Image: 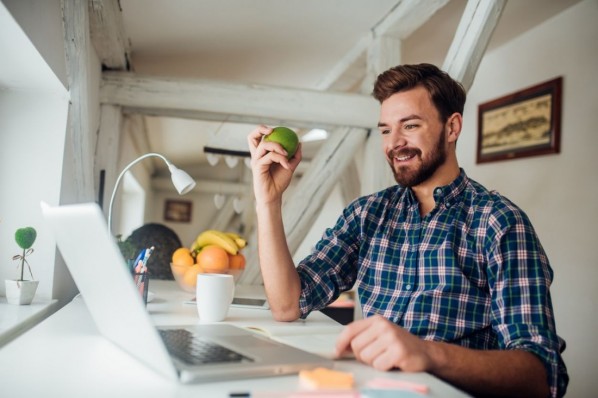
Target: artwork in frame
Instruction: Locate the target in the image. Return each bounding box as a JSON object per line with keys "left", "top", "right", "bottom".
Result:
{"left": 476, "top": 77, "right": 562, "bottom": 164}
{"left": 163, "top": 199, "right": 192, "bottom": 223}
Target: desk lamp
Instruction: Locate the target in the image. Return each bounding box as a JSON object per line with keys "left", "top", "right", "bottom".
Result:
{"left": 108, "top": 153, "right": 196, "bottom": 234}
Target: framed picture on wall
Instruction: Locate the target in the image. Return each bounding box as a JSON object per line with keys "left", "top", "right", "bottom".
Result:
{"left": 477, "top": 76, "right": 562, "bottom": 164}
{"left": 163, "top": 199, "right": 192, "bottom": 223}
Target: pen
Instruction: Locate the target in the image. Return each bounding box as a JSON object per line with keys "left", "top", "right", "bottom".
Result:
{"left": 141, "top": 246, "right": 154, "bottom": 272}
{"left": 133, "top": 248, "right": 146, "bottom": 273}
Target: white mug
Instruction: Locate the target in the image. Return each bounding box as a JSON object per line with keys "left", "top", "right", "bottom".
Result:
{"left": 196, "top": 273, "right": 235, "bottom": 322}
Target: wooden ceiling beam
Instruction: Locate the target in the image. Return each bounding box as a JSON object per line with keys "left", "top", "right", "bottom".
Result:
{"left": 88, "top": 0, "right": 130, "bottom": 70}
{"left": 100, "top": 72, "right": 380, "bottom": 129}
{"left": 443, "top": 0, "right": 506, "bottom": 91}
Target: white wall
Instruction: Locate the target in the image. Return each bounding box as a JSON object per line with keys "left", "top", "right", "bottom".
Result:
{"left": 150, "top": 190, "right": 216, "bottom": 248}
{"left": 0, "top": 92, "right": 68, "bottom": 299}
{"left": 2, "top": 0, "right": 68, "bottom": 88}
{"left": 0, "top": 1, "right": 69, "bottom": 300}
{"left": 1, "top": 0, "right": 103, "bottom": 304}
{"left": 458, "top": 1, "right": 598, "bottom": 396}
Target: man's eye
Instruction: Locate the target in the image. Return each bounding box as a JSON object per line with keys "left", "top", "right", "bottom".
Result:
{"left": 380, "top": 129, "right": 390, "bottom": 135}
{"left": 404, "top": 124, "right": 418, "bottom": 130}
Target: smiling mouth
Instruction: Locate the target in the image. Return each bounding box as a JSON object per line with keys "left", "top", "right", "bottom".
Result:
{"left": 395, "top": 154, "right": 415, "bottom": 162}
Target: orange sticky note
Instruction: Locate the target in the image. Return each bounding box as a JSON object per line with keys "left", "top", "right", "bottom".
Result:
{"left": 299, "top": 367, "right": 354, "bottom": 390}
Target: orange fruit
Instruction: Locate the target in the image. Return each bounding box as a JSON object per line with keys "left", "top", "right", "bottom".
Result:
{"left": 172, "top": 247, "right": 194, "bottom": 266}
{"left": 182, "top": 264, "right": 204, "bottom": 288}
{"left": 171, "top": 262, "right": 188, "bottom": 279}
{"left": 228, "top": 253, "right": 246, "bottom": 270}
{"left": 196, "top": 245, "right": 229, "bottom": 272}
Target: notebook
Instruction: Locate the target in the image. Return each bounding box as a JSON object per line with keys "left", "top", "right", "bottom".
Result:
{"left": 40, "top": 201, "right": 332, "bottom": 383}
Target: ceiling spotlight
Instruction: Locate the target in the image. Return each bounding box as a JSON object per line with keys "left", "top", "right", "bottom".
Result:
{"left": 301, "top": 128, "right": 329, "bottom": 142}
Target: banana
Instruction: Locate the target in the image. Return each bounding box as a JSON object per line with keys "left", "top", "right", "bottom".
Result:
{"left": 195, "top": 230, "right": 239, "bottom": 255}
{"left": 190, "top": 241, "right": 204, "bottom": 255}
{"left": 225, "top": 232, "right": 247, "bottom": 249}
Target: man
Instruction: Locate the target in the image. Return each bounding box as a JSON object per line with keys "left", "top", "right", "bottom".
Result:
{"left": 247, "top": 64, "right": 567, "bottom": 398}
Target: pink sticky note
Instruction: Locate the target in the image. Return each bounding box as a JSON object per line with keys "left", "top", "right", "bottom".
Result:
{"left": 365, "top": 378, "right": 429, "bottom": 394}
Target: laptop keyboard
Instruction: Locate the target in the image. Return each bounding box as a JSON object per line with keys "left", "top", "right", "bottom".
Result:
{"left": 159, "top": 329, "right": 253, "bottom": 366}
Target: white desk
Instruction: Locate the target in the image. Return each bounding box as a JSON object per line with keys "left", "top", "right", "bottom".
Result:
{"left": 0, "top": 280, "right": 470, "bottom": 398}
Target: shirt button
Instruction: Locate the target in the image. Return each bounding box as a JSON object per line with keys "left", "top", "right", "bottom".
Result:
{"left": 405, "top": 284, "right": 412, "bottom": 291}
{"left": 434, "top": 188, "right": 442, "bottom": 195}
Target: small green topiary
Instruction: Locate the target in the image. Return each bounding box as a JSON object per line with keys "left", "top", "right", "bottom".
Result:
{"left": 13, "top": 226, "right": 37, "bottom": 281}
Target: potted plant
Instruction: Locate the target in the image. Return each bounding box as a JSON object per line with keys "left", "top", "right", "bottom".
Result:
{"left": 5, "top": 226, "right": 38, "bottom": 305}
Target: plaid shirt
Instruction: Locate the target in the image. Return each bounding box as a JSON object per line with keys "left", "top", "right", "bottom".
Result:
{"left": 296, "top": 169, "right": 568, "bottom": 397}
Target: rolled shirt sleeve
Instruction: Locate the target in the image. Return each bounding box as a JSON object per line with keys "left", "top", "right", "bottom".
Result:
{"left": 486, "top": 204, "right": 568, "bottom": 398}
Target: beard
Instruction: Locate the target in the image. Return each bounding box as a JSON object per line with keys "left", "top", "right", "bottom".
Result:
{"left": 388, "top": 130, "right": 447, "bottom": 188}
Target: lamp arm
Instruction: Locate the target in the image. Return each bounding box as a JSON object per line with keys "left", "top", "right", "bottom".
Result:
{"left": 107, "top": 153, "right": 171, "bottom": 234}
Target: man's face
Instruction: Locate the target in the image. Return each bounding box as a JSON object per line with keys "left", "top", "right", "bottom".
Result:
{"left": 377, "top": 86, "right": 448, "bottom": 188}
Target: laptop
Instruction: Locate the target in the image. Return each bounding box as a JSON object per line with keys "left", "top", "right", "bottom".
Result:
{"left": 40, "top": 201, "right": 331, "bottom": 383}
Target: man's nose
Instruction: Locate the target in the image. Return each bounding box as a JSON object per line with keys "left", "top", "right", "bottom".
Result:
{"left": 386, "top": 129, "right": 408, "bottom": 149}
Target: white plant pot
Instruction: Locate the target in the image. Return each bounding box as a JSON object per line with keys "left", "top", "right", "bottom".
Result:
{"left": 5, "top": 280, "right": 39, "bottom": 305}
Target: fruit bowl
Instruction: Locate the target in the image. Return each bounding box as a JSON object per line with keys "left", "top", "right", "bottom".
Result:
{"left": 170, "top": 263, "right": 244, "bottom": 293}
{"left": 171, "top": 262, "right": 196, "bottom": 293}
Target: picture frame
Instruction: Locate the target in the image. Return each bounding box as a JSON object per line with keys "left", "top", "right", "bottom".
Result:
{"left": 476, "top": 76, "right": 562, "bottom": 164}
{"left": 163, "top": 199, "right": 192, "bottom": 223}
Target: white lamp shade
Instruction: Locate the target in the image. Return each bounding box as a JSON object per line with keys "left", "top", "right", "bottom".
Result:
{"left": 224, "top": 155, "right": 239, "bottom": 168}
{"left": 206, "top": 153, "right": 220, "bottom": 166}
{"left": 233, "top": 197, "right": 246, "bottom": 214}
{"left": 168, "top": 164, "right": 196, "bottom": 194}
{"left": 214, "top": 194, "right": 225, "bottom": 209}
{"left": 108, "top": 152, "right": 197, "bottom": 235}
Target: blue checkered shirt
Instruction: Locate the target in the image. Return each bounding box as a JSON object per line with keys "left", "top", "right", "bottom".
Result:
{"left": 296, "top": 169, "right": 568, "bottom": 397}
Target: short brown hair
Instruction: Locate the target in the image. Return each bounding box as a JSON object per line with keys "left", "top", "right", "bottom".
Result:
{"left": 372, "top": 63, "right": 466, "bottom": 123}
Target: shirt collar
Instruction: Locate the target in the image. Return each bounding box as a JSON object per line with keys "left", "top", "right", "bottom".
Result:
{"left": 397, "top": 169, "right": 468, "bottom": 208}
{"left": 431, "top": 168, "right": 467, "bottom": 207}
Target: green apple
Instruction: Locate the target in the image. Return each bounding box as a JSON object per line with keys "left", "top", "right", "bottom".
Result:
{"left": 264, "top": 127, "right": 299, "bottom": 159}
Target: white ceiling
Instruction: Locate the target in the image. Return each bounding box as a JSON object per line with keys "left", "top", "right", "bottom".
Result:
{"left": 112, "top": 0, "right": 580, "bottom": 175}
{"left": 120, "top": 0, "right": 400, "bottom": 88}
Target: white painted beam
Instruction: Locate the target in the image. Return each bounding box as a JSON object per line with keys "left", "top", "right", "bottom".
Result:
{"left": 360, "top": 34, "right": 402, "bottom": 196}
{"left": 443, "top": 0, "right": 506, "bottom": 91}
{"left": 100, "top": 72, "right": 379, "bottom": 129}
{"left": 88, "top": 0, "right": 130, "bottom": 70}
{"left": 339, "top": 161, "right": 362, "bottom": 206}
{"left": 361, "top": 35, "right": 402, "bottom": 99}
{"left": 62, "top": 0, "right": 95, "bottom": 201}
{"left": 209, "top": 197, "right": 236, "bottom": 233}
{"left": 379, "top": 0, "right": 450, "bottom": 39}
{"left": 95, "top": 104, "right": 122, "bottom": 215}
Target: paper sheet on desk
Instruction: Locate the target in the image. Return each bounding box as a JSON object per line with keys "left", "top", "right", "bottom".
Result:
{"left": 243, "top": 326, "right": 353, "bottom": 360}
{"left": 270, "top": 333, "right": 344, "bottom": 359}
{"left": 232, "top": 308, "right": 352, "bottom": 359}
{"left": 239, "top": 324, "right": 350, "bottom": 359}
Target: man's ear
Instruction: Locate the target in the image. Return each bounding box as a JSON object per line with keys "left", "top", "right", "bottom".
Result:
{"left": 446, "top": 113, "right": 463, "bottom": 143}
